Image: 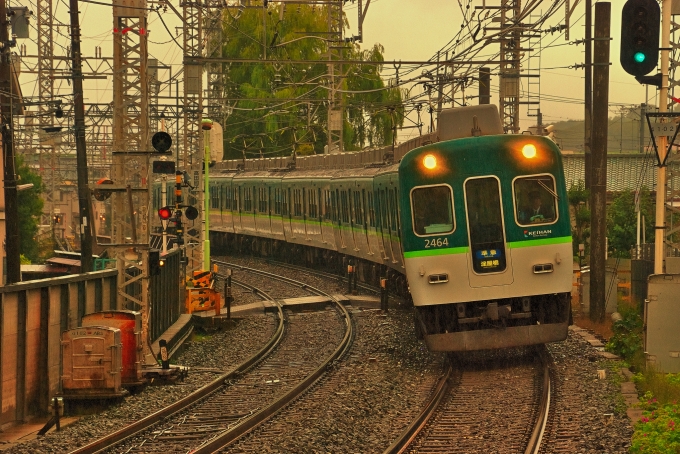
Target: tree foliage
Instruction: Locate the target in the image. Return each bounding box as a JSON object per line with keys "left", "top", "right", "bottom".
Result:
{"left": 15, "top": 155, "right": 45, "bottom": 263}
{"left": 218, "top": 4, "right": 403, "bottom": 159}
{"left": 568, "top": 181, "right": 590, "bottom": 259}
{"left": 607, "top": 188, "right": 654, "bottom": 258}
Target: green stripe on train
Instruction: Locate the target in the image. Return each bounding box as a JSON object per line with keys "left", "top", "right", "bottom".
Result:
{"left": 403, "top": 246, "right": 469, "bottom": 258}
{"left": 507, "top": 236, "right": 572, "bottom": 248}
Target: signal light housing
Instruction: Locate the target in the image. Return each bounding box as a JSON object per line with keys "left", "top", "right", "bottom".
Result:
{"left": 158, "top": 206, "right": 173, "bottom": 220}
{"left": 620, "top": 0, "right": 660, "bottom": 77}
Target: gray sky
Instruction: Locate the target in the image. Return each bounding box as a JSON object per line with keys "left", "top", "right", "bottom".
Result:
{"left": 350, "top": 0, "right": 651, "bottom": 141}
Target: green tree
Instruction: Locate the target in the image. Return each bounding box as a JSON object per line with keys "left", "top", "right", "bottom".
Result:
{"left": 16, "top": 155, "right": 45, "bottom": 263}
{"left": 568, "top": 181, "right": 590, "bottom": 260}
{"left": 219, "top": 4, "right": 403, "bottom": 159}
{"left": 607, "top": 188, "right": 654, "bottom": 258}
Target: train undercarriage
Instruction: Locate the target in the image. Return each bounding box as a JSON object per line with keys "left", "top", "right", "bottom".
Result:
{"left": 414, "top": 293, "right": 571, "bottom": 351}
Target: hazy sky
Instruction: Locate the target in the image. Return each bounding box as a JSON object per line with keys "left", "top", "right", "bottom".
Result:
{"left": 350, "top": 0, "right": 651, "bottom": 140}
{"left": 17, "top": 0, "right": 655, "bottom": 146}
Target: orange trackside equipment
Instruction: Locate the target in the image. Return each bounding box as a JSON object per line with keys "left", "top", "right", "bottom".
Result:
{"left": 185, "top": 270, "right": 221, "bottom": 315}
{"left": 186, "top": 287, "right": 221, "bottom": 315}
{"left": 192, "top": 270, "right": 212, "bottom": 288}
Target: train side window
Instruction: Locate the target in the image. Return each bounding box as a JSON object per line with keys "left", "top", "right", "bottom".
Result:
{"left": 367, "top": 192, "right": 375, "bottom": 227}
{"left": 274, "top": 188, "right": 281, "bottom": 215}
{"left": 331, "top": 190, "right": 338, "bottom": 222}
{"left": 210, "top": 185, "right": 218, "bottom": 209}
{"left": 340, "top": 191, "right": 349, "bottom": 224}
{"left": 410, "top": 185, "right": 454, "bottom": 236}
{"left": 283, "top": 188, "right": 290, "bottom": 216}
{"left": 388, "top": 189, "right": 398, "bottom": 232}
{"left": 465, "top": 177, "right": 506, "bottom": 274}
{"left": 324, "top": 190, "right": 331, "bottom": 220}
{"left": 353, "top": 191, "right": 363, "bottom": 226}
{"left": 513, "top": 175, "right": 557, "bottom": 226}
{"left": 379, "top": 189, "right": 388, "bottom": 231}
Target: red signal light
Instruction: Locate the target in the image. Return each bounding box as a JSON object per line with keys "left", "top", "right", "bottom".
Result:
{"left": 158, "top": 207, "right": 172, "bottom": 220}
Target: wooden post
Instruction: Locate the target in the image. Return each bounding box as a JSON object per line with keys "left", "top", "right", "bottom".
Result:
{"left": 589, "top": 2, "right": 611, "bottom": 323}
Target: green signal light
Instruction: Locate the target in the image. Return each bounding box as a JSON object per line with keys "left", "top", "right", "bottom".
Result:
{"left": 634, "top": 52, "right": 646, "bottom": 63}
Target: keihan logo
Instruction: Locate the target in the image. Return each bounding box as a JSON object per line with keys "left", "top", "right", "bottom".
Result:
{"left": 524, "top": 229, "right": 552, "bottom": 238}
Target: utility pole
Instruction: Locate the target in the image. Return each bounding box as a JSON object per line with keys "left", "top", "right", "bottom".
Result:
{"left": 584, "top": 0, "right": 593, "bottom": 189}
{"left": 0, "top": 0, "right": 20, "bottom": 284}
{"left": 69, "top": 0, "right": 93, "bottom": 272}
{"left": 655, "top": 0, "right": 672, "bottom": 274}
{"left": 640, "top": 103, "right": 646, "bottom": 153}
{"left": 589, "top": 2, "right": 611, "bottom": 323}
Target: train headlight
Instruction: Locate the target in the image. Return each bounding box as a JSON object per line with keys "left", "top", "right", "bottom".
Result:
{"left": 423, "top": 154, "right": 437, "bottom": 169}
{"left": 522, "top": 144, "right": 537, "bottom": 159}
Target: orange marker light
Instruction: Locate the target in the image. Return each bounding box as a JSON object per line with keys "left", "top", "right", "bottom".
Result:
{"left": 423, "top": 154, "right": 437, "bottom": 169}
{"left": 522, "top": 144, "right": 537, "bottom": 159}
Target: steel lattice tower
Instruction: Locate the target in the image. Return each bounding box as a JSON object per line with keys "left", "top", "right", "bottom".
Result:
{"left": 182, "top": 0, "right": 204, "bottom": 275}
{"left": 499, "top": 0, "right": 521, "bottom": 133}
{"left": 327, "top": 0, "right": 343, "bottom": 153}
{"left": 111, "top": 0, "right": 153, "bottom": 360}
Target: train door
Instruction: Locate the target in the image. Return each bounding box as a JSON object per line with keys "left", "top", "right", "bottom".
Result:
{"left": 347, "top": 189, "right": 359, "bottom": 251}
{"left": 464, "top": 176, "right": 514, "bottom": 287}
{"left": 387, "top": 187, "right": 400, "bottom": 264}
{"left": 237, "top": 185, "right": 243, "bottom": 232}
{"left": 287, "top": 187, "right": 294, "bottom": 239}
{"left": 332, "top": 189, "right": 345, "bottom": 249}
{"left": 362, "top": 189, "right": 372, "bottom": 255}
{"left": 380, "top": 188, "right": 396, "bottom": 262}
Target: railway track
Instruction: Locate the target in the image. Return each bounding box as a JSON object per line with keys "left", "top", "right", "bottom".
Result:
{"left": 67, "top": 278, "right": 284, "bottom": 454}
{"left": 385, "top": 347, "right": 552, "bottom": 454}
{"left": 107, "top": 264, "right": 350, "bottom": 453}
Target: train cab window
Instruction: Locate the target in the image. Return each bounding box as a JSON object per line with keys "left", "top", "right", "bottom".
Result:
{"left": 514, "top": 175, "right": 557, "bottom": 226}
{"left": 410, "top": 185, "right": 454, "bottom": 236}
{"left": 465, "top": 177, "right": 506, "bottom": 274}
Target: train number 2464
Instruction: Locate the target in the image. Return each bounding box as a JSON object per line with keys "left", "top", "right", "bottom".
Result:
{"left": 424, "top": 238, "right": 449, "bottom": 248}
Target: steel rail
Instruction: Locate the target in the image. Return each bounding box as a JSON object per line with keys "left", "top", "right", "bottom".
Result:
{"left": 67, "top": 279, "right": 284, "bottom": 454}
{"left": 383, "top": 346, "right": 551, "bottom": 454}
{"left": 382, "top": 366, "right": 452, "bottom": 454}
{"left": 525, "top": 346, "right": 552, "bottom": 454}
{"left": 258, "top": 258, "right": 380, "bottom": 295}
{"left": 192, "top": 261, "right": 354, "bottom": 453}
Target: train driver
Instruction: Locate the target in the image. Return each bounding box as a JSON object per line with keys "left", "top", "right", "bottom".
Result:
{"left": 520, "top": 190, "right": 555, "bottom": 224}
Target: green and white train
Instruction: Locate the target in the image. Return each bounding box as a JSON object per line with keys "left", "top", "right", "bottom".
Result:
{"left": 154, "top": 105, "right": 572, "bottom": 352}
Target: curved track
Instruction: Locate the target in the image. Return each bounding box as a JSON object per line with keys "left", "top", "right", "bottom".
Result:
{"left": 68, "top": 278, "right": 284, "bottom": 454}
{"left": 385, "top": 347, "right": 552, "bottom": 454}
{"left": 187, "top": 260, "right": 354, "bottom": 453}
{"left": 88, "top": 262, "right": 353, "bottom": 453}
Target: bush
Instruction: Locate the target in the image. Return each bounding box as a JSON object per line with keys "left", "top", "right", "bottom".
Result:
{"left": 631, "top": 392, "right": 680, "bottom": 453}
{"left": 605, "top": 306, "right": 644, "bottom": 369}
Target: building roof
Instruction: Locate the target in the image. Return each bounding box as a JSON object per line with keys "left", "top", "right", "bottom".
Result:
{"left": 561, "top": 153, "right": 675, "bottom": 192}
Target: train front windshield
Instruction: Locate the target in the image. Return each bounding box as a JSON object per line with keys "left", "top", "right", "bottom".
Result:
{"left": 410, "top": 185, "right": 454, "bottom": 236}
{"left": 465, "top": 177, "right": 507, "bottom": 274}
